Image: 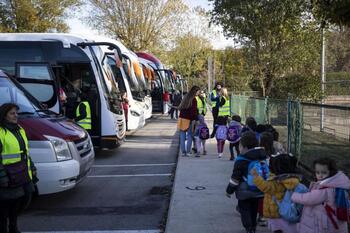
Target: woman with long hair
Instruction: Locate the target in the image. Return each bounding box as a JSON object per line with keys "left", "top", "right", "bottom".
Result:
{"left": 0, "top": 103, "right": 37, "bottom": 233}
{"left": 177, "top": 86, "right": 200, "bottom": 156}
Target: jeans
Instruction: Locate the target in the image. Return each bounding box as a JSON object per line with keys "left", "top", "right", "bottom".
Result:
{"left": 179, "top": 121, "right": 193, "bottom": 154}
{"left": 238, "top": 198, "right": 260, "bottom": 231}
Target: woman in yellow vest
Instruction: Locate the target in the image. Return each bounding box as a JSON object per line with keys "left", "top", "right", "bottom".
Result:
{"left": 0, "top": 103, "right": 37, "bottom": 233}
{"left": 196, "top": 90, "right": 207, "bottom": 116}
{"left": 218, "top": 88, "right": 230, "bottom": 119}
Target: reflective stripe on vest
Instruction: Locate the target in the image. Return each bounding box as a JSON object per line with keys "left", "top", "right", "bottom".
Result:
{"left": 211, "top": 90, "right": 218, "bottom": 107}
{"left": 0, "top": 127, "right": 32, "bottom": 180}
{"left": 196, "top": 96, "right": 207, "bottom": 115}
{"left": 76, "top": 101, "right": 92, "bottom": 130}
{"left": 218, "top": 96, "right": 230, "bottom": 116}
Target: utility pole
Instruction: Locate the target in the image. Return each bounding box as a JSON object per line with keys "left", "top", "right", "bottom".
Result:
{"left": 320, "top": 26, "right": 326, "bottom": 132}
{"left": 208, "top": 56, "right": 212, "bottom": 92}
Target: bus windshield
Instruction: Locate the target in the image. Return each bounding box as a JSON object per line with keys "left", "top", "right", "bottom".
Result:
{"left": 122, "top": 57, "right": 143, "bottom": 100}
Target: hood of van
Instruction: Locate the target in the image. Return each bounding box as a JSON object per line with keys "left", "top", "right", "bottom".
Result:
{"left": 19, "top": 117, "right": 87, "bottom": 142}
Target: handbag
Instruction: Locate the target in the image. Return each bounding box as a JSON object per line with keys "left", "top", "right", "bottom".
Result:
{"left": 177, "top": 118, "right": 191, "bottom": 131}
{"left": 4, "top": 160, "right": 31, "bottom": 188}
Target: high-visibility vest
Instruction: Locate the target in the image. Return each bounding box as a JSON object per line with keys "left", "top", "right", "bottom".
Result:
{"left": 0, "top": 127, "right": 32, "bottom": 180}
{"left": 196, "top": 96, "right": 207, "bottom": 115}
{"left": 76, "top": 101, "right": 92, "bottom": 130}
{"left": 218, "top": 96, "right": 230, "bottom": 116}
{"left": 211, "top": 90, "right": 218, "bottom": 107}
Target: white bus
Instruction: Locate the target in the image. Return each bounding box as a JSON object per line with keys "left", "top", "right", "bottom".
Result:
{"left": 92, "top": 37, "right": 147, "bottom": 130}
{"left": 0, "top": 33, "right": 126, "bottom": 149}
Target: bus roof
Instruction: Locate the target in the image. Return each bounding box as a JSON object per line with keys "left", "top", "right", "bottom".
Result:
{"left": 0, "top": 33, "right": 92, "bottom": 48}
{"left": 136, "top": 52, "right": 164, "bottom": 69}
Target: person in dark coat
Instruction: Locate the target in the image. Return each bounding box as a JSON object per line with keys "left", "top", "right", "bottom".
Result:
{"left": 226, "top": 131, "right": 267, "bottom": 233}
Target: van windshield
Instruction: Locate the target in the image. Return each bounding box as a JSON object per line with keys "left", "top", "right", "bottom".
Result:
{"left": 0, "top": 76, "right": 38, "bottom": 114}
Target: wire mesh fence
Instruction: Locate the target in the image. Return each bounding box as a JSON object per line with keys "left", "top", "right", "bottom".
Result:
{"left": 231, "top": 95, "right": 350, "bottom": 176}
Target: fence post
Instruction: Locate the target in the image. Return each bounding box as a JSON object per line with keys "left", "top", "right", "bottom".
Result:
{"left": 264, "top": 96, "right": 269, "bottom": 124}
{"left": 287, "top": 95, "right": 292, "bottom": 154}
{"left": 295, "top": 99, "right": 303, "bottom": 161}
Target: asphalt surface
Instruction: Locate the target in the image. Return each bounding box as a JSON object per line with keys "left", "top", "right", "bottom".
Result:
{"left": 19, "top": 116, "right": 179, "bottom": 232}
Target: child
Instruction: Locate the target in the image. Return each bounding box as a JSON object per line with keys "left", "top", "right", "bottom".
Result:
{"left": 241, "top": 117, "right": 257, "bottom": 134}
{"left": 226, "top": 131, "right": 267, "bottom": 233}
{"left": 227, "top": 114, "right": 242, "bottom": 160}
{"left": 265, "top": 124, "right": 286, "bottom": 154}
{"left": 291, "top": 158, "right": 350, "bottom": 233}
{"left": 194, "top": 115, "right": 209, "bottom": 157}
{"left": 252, "top": 153, "right": 302, "bottom": 233}
{"left": 211, "top": 116, "right": 228, "bottom": 158}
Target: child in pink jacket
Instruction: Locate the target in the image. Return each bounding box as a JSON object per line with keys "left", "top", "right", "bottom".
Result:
{"left": 291, "top": 158, "right": 350, "bottom": 233}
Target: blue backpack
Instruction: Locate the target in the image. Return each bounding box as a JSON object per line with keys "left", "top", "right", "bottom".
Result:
{"left": 236, "top": 156, "right": 270, "bottom": 191}
{"left": 273, "top": 183, "right": 308, "bottom": 223}
{"left": 216, "top": 125, "right": 227, "bottom": 140}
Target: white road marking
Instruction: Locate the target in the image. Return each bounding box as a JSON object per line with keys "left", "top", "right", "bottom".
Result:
{"left": 24, "top": 230, "right": 160, "bottom": 233}
{"left": 92, "top": 163, "right": 175, "bottom": 168}
{"left": 87, "top": 174, "right": 172, "bottom": 178}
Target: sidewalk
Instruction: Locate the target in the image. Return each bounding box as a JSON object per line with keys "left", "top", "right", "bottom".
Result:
{"left": 165, "top": 134, "right": 270, "bottom": 233}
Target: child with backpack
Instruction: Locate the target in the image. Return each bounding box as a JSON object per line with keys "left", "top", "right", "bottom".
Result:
{"left": 291, "top": 158, "right": 350, "bottom": 233}
{"left": 194, "top": 115, "right": 209, "bottom": 157}
{"left": 252, "top": 153, "right": 307, "bottom": 233}
{"left": 226, "top": 131, "right": 268, "bottom": 233}
{"left": 211, "top": 116, "right": 228, "bottom": 158}
{"left": 227, "top": 115, "right": 242, "bottom": 161}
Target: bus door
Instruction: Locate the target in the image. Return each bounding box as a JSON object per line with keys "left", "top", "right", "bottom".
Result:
{"left": 15, "top": 62, "right": 60, "bottom": 113}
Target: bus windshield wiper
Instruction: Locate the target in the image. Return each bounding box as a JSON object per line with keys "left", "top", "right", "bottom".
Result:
{"left": 18, "top": 112, "right": 35, "bottom": 115}
{"left": 36, "top": 109, "right": 58, "bottom": 115}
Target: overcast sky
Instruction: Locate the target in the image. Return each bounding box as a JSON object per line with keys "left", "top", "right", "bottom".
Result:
{"left": 67, "top": 0, "right": 234, "bottom": 49}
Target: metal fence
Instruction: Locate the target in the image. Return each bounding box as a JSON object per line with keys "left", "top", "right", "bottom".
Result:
{"left": 230, "top": 95, "right": 350, "bottom": 176}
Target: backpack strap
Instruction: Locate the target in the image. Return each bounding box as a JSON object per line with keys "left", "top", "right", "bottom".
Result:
{"left": 324, "top": 203, "right": 339, "bottom": 230}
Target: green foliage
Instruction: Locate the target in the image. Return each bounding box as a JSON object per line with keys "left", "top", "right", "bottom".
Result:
{"left": 210, "top": 0, "right": 321, "bottom": 97}
{"left": 0, "top": 0, "right": 81, "bottom": 32}
{"left": 272, "top": 74, "right": 322, "bottom": 101}
{"left": 326, "top": 27, "right": 350, "bottom": 72}
{"left": 158, "top": 33, "right": 212, "bottom": 89}
{"left": 312, "top": 0, "right": 350, "bottom": 26}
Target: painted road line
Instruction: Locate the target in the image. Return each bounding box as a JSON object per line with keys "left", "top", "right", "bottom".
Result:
{"left": 87, "top": 173, "right": 172, "bottom": 178}
{"left": 92, "top": 163, "right": 175, "bottom": 168}
{"left": 24, "top": 230, "right": 160, "bottom": 233}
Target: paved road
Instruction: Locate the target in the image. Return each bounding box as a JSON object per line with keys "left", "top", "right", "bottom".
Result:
{"left": 19, "top": 116, "right": 179, "bottom": 233}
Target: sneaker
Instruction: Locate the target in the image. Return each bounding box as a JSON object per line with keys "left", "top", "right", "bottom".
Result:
{"left": 258, "top": 216, "right": 267, "bottom": 227}
{"left": 182, "top": 153, "right": 187, "bottom": 157}
{"left": 195, "top": 153, "right": 200, "bottom": 157}
{"left": 218, "top": 153, "right": 222, "bottom": 158}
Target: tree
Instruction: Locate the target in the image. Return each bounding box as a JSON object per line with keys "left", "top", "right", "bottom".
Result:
{"left": 163, "top": 33, "right": 212, "bottom": 88}
{"left": 326, "top": 27, "right": 350, "bottom": 72}
{"left": 0, "top": 0, "right": 81, "bottom": 32}
{"left": 210, "top": 0, "right": 320, "bottom": 97}
{"left": 213, "top": 48, "right": 251, "bottom": 93}
{"left": 86, "top": 0, "right": 188, "bottom": 51}
{"left": 312, "top": 0, "right": 350, "bottom": 26}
